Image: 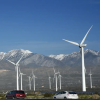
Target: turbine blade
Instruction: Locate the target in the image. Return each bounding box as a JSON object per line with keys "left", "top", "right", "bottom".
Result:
{"left": 58, "top": 69, "right": 60, "bottom": 75}
{"left": 1, "top": 53, "right": 5, "bottom": 60}
{"left": 16, "top": 54, "right": 24, "bottom": 65}
{"left": 81, "top": 25, "right": 93, "bottom": 44}
{"left": 7, "top": 60, "right": 16, "bottom": 65}
{"left": 63, "top": 39, "right": 79, "bottom": 46}
{"left": 19, "top": 67, "right": 21, "bottom": 74}
{"left": 22, "top": 73, "right": 26, "bottom": 75}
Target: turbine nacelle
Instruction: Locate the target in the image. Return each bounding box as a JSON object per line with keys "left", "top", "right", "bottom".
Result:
{"left": 79, "top": 44, "right": 87, "bottom": 48}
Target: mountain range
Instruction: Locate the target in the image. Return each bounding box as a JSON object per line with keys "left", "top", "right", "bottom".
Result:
{"left": 48, "top": 49, "right": 100, "bottom": 67}
{"left": 0, "top": 49, "right": 100, "bottom": 90}
{"left": 0, "top": 49, "right": 100, "bottom": 69}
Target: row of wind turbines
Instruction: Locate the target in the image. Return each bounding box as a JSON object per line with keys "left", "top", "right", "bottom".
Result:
{"left": 3, "top": 25, "right": 93, "bottom": 92}
{"left": 6, "top": 54, "right": 62, "bottom": 91}
{"left": 48, "top": 67, "right": 62, "bottom": 91}
{"left": 7, "top": 54, "right": 37, "bottom": 91}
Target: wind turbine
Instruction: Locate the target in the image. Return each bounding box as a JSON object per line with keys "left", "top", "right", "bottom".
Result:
{"left": 53, "top": 67, "right": 56, "bottom": 82}
{"left": 88, "top": 69, "right": 92, "bottom": 88}
{"left": 31, "top": 70, "right": 37, "bottom": 91}
{"left": 58, "top": 71, "right": 62, "bottom": 90}
{"left": 53, "top": 67, "right": 59, "bottom": 91}
{"left": 49, "top": 76, "right": 51, "bottom": 89}
{"left": 27, "top": 76, "right": 32, "bottom": 90}
{"left": 19, "top": 68, "right": 26, "bottom": 90}
{"left": 7, "top": 54, "right": 24, "bottom": 90}
{"left": 63, "top": 25, "right": 93, "bottom": 91}
{"left": 47, "top": 73, "right": 51, "bottom": 89}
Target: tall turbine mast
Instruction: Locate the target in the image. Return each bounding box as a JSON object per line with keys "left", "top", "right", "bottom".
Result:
{"left": 58, "top": 70, "right": 62, "bottom": 90}
{"left": 31, "top": 70, "right": 37, "bottom": 91}
{"left": 63, "top": 25, "right": 93, "bottom": 91}
{"left": 53, "top": 67, "right": 59, "bottom": 91}
{"left": 49, "top": 76, "right": 51, "bottom": 89}
{"left": 19, "top": 68, "right": 26, "bottom": 90}
{"left": 27, "top": 76, "right": 32, "bottom": 90}
{"left": 48, "top": 73, "right": 51, "bottom": 89}
{"left": 7, "top": 54, "right": 24, "bottom": 90}
{"left": 89, "top": 69, "right": 92, "bottom": 88}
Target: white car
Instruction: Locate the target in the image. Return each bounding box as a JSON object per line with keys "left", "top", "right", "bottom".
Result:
{"left": 53, "top": 91, "right": 78, "bottom": 99}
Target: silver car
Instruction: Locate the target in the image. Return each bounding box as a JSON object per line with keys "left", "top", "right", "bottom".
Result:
{"left": 53, "top": 91, "right": 78, "bottom": 99}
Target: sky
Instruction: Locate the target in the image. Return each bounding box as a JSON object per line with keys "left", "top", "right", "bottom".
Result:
{"left": 0, "top": 0, "right": 100, "bottom": 55}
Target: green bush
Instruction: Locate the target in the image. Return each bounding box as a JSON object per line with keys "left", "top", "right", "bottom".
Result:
{"left": 79, "top": 95, "right": 92, "bottom": 99}
{"left": 0, "top": 94, "right": 6, "bottom": 99}
{"left": 44, "top": 93, "right": 53, "bottom": 97}
{"left": 92, "top": 94, "right": 100, "bottom": 99}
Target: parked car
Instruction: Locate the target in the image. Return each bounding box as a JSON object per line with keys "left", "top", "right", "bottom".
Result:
{"left": 5, "top": 90, "right": 25, "bottom": 99}
{"left": 53, "top": 91, "right": 78, "bottom": 99}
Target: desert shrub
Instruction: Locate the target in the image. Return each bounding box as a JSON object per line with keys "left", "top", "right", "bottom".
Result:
{"left": 0, "top": 94, "right": 5, "bottom": 99}
{"left": 92, "top": 94, "right": 100, "bottom": 99}
{"left": 44, "top": 93, "right": 53, "bottom": 97}
{"left": 26, "top": 94, "right": 36, "bottom": 96}
{"left": 79, "top": 95, "right": 92, "bottom": 99}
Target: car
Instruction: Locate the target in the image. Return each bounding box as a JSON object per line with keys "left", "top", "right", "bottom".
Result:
{"left": 53, "top": 91, "right": 78, "bottom": 99}
{"left": 5, "top": 90, "right": 25, "bottom": 99}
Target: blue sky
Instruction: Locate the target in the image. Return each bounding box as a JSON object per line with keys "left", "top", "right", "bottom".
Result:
{"left": 0, "top": 0, "right": 100, "bottom": 55}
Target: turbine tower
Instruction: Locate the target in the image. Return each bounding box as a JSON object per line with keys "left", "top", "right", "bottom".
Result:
{"left": 49, "top": 76, "right": 51, "bottom": 89}
{"left": 31, "top": 70, "right": 37, "bottom": 91}
{"left": 53, "top": 67, "right": 59, "bottom": 91}
{"left": 19, "top": 68, "right": 26, "bottom": 90}
{"left": 48, "top": 73, "right": 51, "bottom": 89}
{"left": 28, "top": 76, "right": 32, "bottom": 90}
{"left": 58, "top": 71, "right": 62, "bottom": 90}
{"left": 7, "top": 54, "right": 24, "bottom": 90}
{"left": 89, "top": 69, "right": 92, "bottom": 88}
{"left": 63, "top": 25, "right": 93, "bottom": 91}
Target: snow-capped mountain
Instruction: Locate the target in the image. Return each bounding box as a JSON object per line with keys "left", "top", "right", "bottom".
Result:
{"left": 0, "top": 49, "right": 32, "bottom": 60}
{"left": 0, "top": 49, "right": 100, "bottom": 90}
{"left": 0, "top": 49, "right": 100, "bottom": 69}
{"left": 0, "top": 49, "right": 65, "bottom": 68}
{"left": 48, "top": 49, "right": 100, "bottom": 67}
{"left": 48, "top": 54, "right": 68, "bottom": 60}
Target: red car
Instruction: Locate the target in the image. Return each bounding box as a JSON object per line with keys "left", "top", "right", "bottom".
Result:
{"left": 5, "top": 90, "right": 25, "bottom": 99}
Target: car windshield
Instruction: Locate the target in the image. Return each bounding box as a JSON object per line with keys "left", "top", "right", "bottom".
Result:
{"left": 68, "top": 91, "right": 77, "bottom": 94}
{"left": 16, "top": 91, "right": 25, "bottom": 94}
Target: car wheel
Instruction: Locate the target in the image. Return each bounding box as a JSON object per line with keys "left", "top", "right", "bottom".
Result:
{"left": 54, "top": 97, "right": 56, "bottom": 99}
{"left": 12, "top": 97, "right": 15, "bottom": 99}
{"left": 64, "top": 97, "right": 67, "bottom": 99}
{"left": 5, "top": 97, "right": 7, "bottom": 99}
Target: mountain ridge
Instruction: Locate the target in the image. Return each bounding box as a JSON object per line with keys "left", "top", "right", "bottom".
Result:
{"left": 0, "top": 49, "right": 100, "bottom": 68}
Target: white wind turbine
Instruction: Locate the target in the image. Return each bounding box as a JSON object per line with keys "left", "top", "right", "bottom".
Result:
{"left": 19, "top": 68, "right": 26, "bottom": 90}
{"left": 63, "top": 25, "right": 93, "bottom": 91}
{"left": 48, "top": 73, "right": 51, "bottom": 89}
{"left": 53, "top": 67, "right": 59, "bottom": 91}
{"left": 7, "top": 54, "right": 24, "bottom": 90}
{"left": 89, "top": 69, "right": 92, "bottom": 88}
{"left": 31, "top": 70, "right": 37, "bottom": 91}
{"left": 58, "top": 71, "right": 62, "bottom": 90}
{"left": 27, "top": 76, "right": 32, "bottom": 90}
